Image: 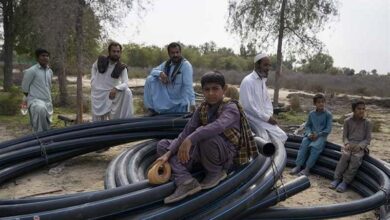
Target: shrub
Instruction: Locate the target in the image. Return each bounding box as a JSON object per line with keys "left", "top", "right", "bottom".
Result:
{"left": 289, "top": 95, "right": 302, "bottom": 112}
{"left": 0, "top": 87, "right": 23, "bottom": 115}
{"left": 225, "top": 84, "right": 239, "bottom": 100}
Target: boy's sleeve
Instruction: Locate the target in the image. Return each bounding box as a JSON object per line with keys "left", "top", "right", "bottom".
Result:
{"left": 304, "top": 113, "right": 313, "bottom": 136}
{"left": 318, "top": 112, "right": 333, "bottom": 137}
{"left": 343, "top": 119, "right": 349, "bottom": 145}
{"left": 358, "top": 120, "right": 372, "bottom": 149}
{"left": 187, "top": 104, "right": 239, "bottom": 145}
{"left": 168, "top": 109, "right": 200, "bottom": 155}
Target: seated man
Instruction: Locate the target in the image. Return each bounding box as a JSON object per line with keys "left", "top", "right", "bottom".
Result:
{"left": 91, "top": 42, "right": 133, "bottom": 121}
{"left": 21, "top": 48, "right": 53, "bottom": 132}
{"left": 155, "top": 71, "right": 258, "bottom": 204}
{"left": 239, "top": 53, "right": 288, "bottom": 144}
{"left": 144, "top": 42, "right": 195, "bottom": 114}
{"left": 290, "top": 94, "right": 333, "bottom": 176}
{"left": 330, "top": 100, "right": 372, "bottom": 192}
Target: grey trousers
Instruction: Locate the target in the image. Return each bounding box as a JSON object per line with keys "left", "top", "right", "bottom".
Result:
{"left": 334, "top": 147, "right": 364, "bottom": 184}
{"left": 157, "top": 135, "right": 236, "bottom": 185}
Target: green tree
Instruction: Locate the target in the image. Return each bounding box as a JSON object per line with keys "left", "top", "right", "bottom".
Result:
{"left": 342, "top": 67, "right": 355, "bottom": 76}
{"left": 299, "top": 52, "right": 334, "bottom": 74}
{"left": 14, "top": 0, "right": 101, "bottom": 106}
{"left": 227, "top": 0, "right": 338, "bottom": 106}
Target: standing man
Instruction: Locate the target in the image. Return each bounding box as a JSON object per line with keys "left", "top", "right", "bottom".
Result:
{"left": 21, "top": 48, "right": 53, "bottom": 132}
{"left": 239, "top": 53, "right": 288, "bottom": 144}
{"left": 144, "top": 42, "right": 195, "bottom": 115}
{"left": 91, "top": 42, "right": 133, "bottom": 121}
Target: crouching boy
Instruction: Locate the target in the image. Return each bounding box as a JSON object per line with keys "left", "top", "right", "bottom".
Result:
{"left": 155, "top": 71, "right": 258, "bottom": 204}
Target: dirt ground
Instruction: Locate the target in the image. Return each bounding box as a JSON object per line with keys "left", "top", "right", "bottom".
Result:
{"left": 0, "top": 86, "right": 389, "bottom": 219}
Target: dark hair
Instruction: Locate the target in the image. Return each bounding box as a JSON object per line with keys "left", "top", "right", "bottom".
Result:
{"left": 201, "top": 71, "right": 225, "bottom": 88}
{"left": 35, "top": 48, "right": 50, "bottom": 58}
{"left": 167, "top": 42, "right": 181, "bottom": 52}
{"left": 313, "top": 93, "right": 325, "bottom": 103}
{"left": 352, "top": 100, "right": 365, "bottom": 111}
{"left": 108, "top": 41, "right": 122, "bottom": 52}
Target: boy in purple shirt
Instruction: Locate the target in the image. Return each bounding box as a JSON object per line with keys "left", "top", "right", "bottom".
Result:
{"left": 155, "top": 71, "right": 258, "bottom": 204}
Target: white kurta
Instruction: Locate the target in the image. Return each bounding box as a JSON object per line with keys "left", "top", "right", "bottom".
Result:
{"left": 21, "top": 64, "right": 53, "bottom": 132}
{"left": 239, "top": 71, "right": 288, "bottom": 143}
{"left": 91, "top": 61, "right": 133, "bottom": 121}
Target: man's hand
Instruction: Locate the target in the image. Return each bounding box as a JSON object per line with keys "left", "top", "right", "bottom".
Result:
{"left": 156, "top": 151, "right": 172, "bottom": 164}
{"left": 159, "top": 72, "right": 169, "bottom": 84}
{"left": 309, "top": 133, "right": 318, "bottom": 141}
{"left": 343, "top": 143, "right": 350, "bottom": 152}
{"left": 178, "top": 138, "right": 192, "bottom": 164}
{"left": 109, "top": 88, "right": 117, "bottom": 100}
{"left": 268, "top": 116, "right": 278, "bottom": 125}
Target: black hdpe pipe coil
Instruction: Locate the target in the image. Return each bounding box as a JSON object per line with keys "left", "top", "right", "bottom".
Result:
{"left": 187, "top": 139, "right": 286, "bottom": 220}
{"left": 0, "top": 117, "right": 388, "bottom": 220}
{"left": 0, "top": 114, "right": 187, "bottom": 152}
{"left": 239, "top": 175, "right": 310, "bottom": 218}
{"left": 0, "top": 118, "right": 187, "bottom": 157}
{"left": 122, "top": 156, "right": 269, "bottom": 220}
{"left": 8, "top": 144, "right": 268, "bottom": 219}
{"left": 246, "top": 138, "right": 390, "bottom": 219}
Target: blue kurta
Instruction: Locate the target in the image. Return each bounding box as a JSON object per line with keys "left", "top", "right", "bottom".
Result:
{"left": 144, "top": 58, "right": 195, "bottom": 113}
{"left": 295, "top": 109, "right": 333, "bottom": 168}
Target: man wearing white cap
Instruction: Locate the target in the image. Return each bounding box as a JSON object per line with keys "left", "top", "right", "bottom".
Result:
{"left": 239, "top": 53, "right": 288, "bottom": 144}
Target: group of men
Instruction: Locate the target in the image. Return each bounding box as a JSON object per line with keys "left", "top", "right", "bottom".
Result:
{"left": 21, "top": 42, "right": 371, "bottom": 203}
{"left": 22, "top": 42, "right": 286, "bottom": 145}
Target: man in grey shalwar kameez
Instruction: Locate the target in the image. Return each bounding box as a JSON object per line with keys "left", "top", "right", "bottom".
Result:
{"left": 91, "top": 42, "right": 133, "bottom": 121}
{"left": 21, "top": 48, "right": 53, "bottom": 132}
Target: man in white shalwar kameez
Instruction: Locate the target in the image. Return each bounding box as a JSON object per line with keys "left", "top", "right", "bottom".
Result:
{"left": 91, "top": 42, "right": 133, "bottom": 121}
{"left": 239, "top": 53, "right": 288, "bottom": 144}
{"left": 21, "top": 48, "right": 53, "bottom": 132}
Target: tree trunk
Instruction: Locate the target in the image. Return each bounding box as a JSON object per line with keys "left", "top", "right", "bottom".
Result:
{"left": 2, "top": 0, "right": 14, "bottom": 91}
{"left": 57, "top": 34, "right": 68, "bottom": 106}
{"left": 57, "top": 56, "right": 68, "bottom": 106}
{"left": 75, "top": 0, "right": 84, "bottom": 123}
{"left": 273, "top": 0, "right": 287, "bottom": 107}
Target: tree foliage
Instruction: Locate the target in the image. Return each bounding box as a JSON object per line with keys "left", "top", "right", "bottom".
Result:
{"left": 227, "top": 0, "right": 339, "bottom": 105}
{"left": 298, "top": 52, "right": 334, "bottom": 74}
{"left": 227, "top": 0, "right": 338, "bottom": 55}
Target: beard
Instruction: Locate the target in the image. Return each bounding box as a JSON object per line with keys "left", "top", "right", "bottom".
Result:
{"left": 171, "top": 56, "right": 181, "bottom": 64}
{"left": 109, "top": 55, "right": 120, "bottom": 62}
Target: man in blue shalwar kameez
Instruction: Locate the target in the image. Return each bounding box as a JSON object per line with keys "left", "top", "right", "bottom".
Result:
{"left": 290, "top": 93, "right": 333, "bottom": 176}
{"left": 143, "top": 42, "right": 195, "bottom": 114}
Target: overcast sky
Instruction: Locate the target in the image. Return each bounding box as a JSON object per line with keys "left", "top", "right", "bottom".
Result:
{"left": 111, "top": 0, "right": 390, "bottom": 74}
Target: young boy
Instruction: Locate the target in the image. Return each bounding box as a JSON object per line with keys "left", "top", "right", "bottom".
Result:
{"left": 330, "top": 100, "right": 372, "bottom": 192}
{"left": 155, "top": 71, "right": 258, "bottom": 204}
{"left": 290, "top": 93, "right": 333, "bottom": 176}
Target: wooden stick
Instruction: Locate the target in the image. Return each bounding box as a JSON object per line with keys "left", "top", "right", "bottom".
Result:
{"left": 19, "top": 189, "right": 63, "bottom": 198}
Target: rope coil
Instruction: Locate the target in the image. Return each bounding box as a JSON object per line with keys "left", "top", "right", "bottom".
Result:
{"left": 147, "top": 160, "right": 171, "bottom": 185}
